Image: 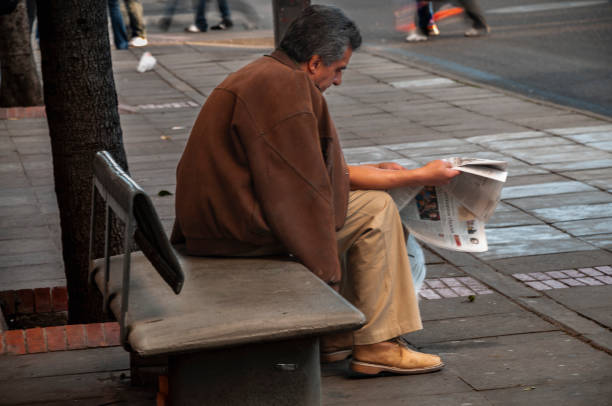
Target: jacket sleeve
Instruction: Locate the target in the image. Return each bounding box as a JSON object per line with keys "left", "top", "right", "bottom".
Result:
{"left": 234, "top": 101, "right": 342, "bottom": 283}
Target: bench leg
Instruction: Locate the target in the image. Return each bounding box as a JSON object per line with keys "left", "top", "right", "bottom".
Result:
{"left": 168, "top": 336, "right": 321, "bottom": 406}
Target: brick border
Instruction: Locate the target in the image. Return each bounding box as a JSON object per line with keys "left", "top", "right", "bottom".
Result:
{"left": 0, "top": 287, "right": 68, "bottom": 315}
{"left": 0, "top": 322, "right": 120, "bottom": 355}
{"left": 0, "top": 106, "right": 46, "bottom": 119}
{"left": 0, "top": 104, "right": 135, "bottom": 120}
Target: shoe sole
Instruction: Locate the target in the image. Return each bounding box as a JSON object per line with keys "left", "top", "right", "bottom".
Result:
{"left": 320, "top": 349, "right": 352, "bottom": 363}
{"left": 350, "top": 360, "right": 445, "bottom": 376}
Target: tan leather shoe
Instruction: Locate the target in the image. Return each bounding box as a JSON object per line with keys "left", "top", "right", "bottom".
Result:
{"left": 320, "top": 331, "right": 353, "bottom": 363}
{"left": 351, "top": 337, "right": 444, "bottom": 375}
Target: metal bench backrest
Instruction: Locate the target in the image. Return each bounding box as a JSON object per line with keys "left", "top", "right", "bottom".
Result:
{"left": 89, "top": 151, "right": 184, "bottom": 344}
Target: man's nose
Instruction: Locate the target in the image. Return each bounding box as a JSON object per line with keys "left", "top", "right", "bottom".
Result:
{"left": 333, "top": 72, "right": 343, "bottom": 86}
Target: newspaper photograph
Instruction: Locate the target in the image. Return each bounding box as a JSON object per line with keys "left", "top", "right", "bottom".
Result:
{"left": 388, "top": 157, "right": 507, "bottom": 252}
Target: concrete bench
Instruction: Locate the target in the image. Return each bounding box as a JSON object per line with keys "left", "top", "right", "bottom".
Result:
{"left": 88, "top": 151, "right": 365, "bottom": 405}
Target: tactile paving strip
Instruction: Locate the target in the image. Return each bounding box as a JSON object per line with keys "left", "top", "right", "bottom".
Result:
{"left": 512, "top": 266, "right": 612, "bottom": 290}
{"left": 419, "top": 277, "right": 493, "bottom": 300}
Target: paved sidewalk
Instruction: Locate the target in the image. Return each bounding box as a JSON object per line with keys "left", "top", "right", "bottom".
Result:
{"left": 1, "top": 25, "right": 612, "bottom": 404}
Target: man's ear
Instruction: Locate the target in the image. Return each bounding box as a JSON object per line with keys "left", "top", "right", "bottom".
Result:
{"left": 307, "top": 54, "right": 323, "bottom": 74}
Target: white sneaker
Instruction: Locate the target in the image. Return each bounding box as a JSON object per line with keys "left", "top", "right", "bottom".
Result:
{"left": 184, "top": 24, "right": 205, "bottom": 33}
{"left": 129, "top": 37, "right": 148, "bottom": 47}
{"left": 406, "top": 31, "right": 428, "bottom": 42}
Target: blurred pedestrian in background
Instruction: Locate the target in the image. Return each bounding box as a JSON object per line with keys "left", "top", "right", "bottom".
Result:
{"left": 454, "top": 0, "right": 489, "bottom": 36}
{"left": 406, "top": 1, "right": 439, "bottom": 42}
{"left": 108, "top": 0, "right": 129, "bottom": 49}
{"left": 405, "top": 0, "right": 489, "bottom": 42}
{"left": 123, "top": 0, "right": 148, "bottom": 46}
{"left": 185, "top": 0, "right": 233, "bottom": 33}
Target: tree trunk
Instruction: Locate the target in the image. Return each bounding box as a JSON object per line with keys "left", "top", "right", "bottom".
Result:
{"left": 0, "top": 0, "right": 43, "bottom": 107}
{"left": 37, "top": 0, "right": 129, "bottom": 323}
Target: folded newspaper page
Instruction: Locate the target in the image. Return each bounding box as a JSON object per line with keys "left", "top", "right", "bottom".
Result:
{"left": 388, "top": 158, "right": 507, "bottom": 252}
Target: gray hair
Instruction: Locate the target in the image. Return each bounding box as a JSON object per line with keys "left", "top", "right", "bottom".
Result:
{"left": 279, "top": 5, "right": 362, "bottom": 66}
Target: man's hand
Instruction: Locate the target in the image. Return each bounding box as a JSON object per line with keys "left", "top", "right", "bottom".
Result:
{"left": 415, "top": 160, "right": 461, "bottom": 186}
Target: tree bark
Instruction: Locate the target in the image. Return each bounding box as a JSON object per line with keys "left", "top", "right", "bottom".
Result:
{"left": 37, "top": 0, "right": 129, "bottom": 323}
{"left": 0, "top": 0, "right": 43, "bottom": 107}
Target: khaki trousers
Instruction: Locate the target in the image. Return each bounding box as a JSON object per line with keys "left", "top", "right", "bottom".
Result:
{"left": 338, "top": 190, "right": 422, "bottom": 345}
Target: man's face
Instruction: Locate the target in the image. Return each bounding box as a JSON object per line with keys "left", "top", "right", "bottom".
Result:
{"left": 310, "top": 47, "right": 353, "bottom": 92}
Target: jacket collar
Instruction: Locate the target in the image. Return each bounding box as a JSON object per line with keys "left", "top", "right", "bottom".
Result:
{"left": 267, "top": 49, "right": 301, "bottom": 71}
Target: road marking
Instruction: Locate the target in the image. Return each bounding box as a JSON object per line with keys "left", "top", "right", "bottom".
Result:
{"left": 136, "top": 101, "right": 199, "bottom": 110}
{"left": 489, "top": 1, "right": 608, "bottom": 14}
{"left": 391, "top": 78, "right": 456, "bottom": 88}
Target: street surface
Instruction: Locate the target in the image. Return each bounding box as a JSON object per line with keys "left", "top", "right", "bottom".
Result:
{"left": 319, "top": 0, "right": 612, "bottom": 117}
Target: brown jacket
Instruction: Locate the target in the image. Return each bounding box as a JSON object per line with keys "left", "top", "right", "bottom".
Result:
{"left": 171, "top": 50, "right": 349, "bottom": 283}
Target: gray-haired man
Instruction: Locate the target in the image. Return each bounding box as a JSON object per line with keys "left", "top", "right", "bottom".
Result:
{"left": 173, "top": 5, "right": 459, "bottom": 376}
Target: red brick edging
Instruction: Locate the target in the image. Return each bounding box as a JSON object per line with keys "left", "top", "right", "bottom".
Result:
{"left": 0, "top": 287, "right": 68, "bottom": 315}
{"left": 0, "top": 106, "right": 46, "bottom": 120}
{"left": 0, "top": 104, "right": 135, "bottom": 120}
{"left": 0, "top": 322, "right": 120, "bottom": 355}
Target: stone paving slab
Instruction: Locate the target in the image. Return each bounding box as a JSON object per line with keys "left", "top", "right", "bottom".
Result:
{"left": 487, "top": 205, "right": 543, "bottom": 228}
{"left": 540, "top": 158, "right": 612, "bottom": 172}
{"left": 419, "top": 294, "right": 526, "bottom": 322}
{"left": 421, "top": 263, "right": 466, "bottom": 278}
{"left": 476, "top": 224, "right": 595, "bottom": 261}
{"left": 580, "top": 233, "right": 612, "bottom": 250}
{"left": 554, "top": 218, "right": 612, "bottom": 237}
{"left": 406, "top": 312, "right": 556, "bottom": 346}
{"left": 0, "top": 371, "right": 153, "bottom": 405}
{"left": 423, "top": 332, "right": 612, "bottom": 391}
{"left": 321, "top": 371, "right": 488, "bottom": 406}
{"left": 544, "top": 285, "right": 612, "bottom": 312}
{"left": 482, "top": 379, "right": 612, "bottom": 406}
{"left": 501, "top": 181, "right": 597, "bottom": 199}
{"left": 530, "top": 202, "right": 612, "bottom": 222}
{"left": 505, "top": 190, "right": 612, "bottom": 211}
{"left": 488, "top": 250, "right": 612, "bottom": 276}
{"left": 505, "top": 145, "right": 611, "bottom": 165}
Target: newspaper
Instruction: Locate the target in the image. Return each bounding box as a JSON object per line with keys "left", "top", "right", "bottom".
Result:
{"left": 388, "top": 157, "right": 507, "bottom": 252}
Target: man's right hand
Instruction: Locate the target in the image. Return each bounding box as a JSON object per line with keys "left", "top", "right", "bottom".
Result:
{"left": 416, "top": 160, "right": 461, "bottom": 186}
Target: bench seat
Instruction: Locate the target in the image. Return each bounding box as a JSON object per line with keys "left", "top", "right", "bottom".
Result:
{"left": 92, "top": 249, "right": 364, "bottom": 357}
{"left": 88, "top": 151, "right": 365, "bottom": 404}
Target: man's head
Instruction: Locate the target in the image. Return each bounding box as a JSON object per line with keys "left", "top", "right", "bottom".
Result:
{"left": 279, "top": 5, "right": 362, "bottom": 92}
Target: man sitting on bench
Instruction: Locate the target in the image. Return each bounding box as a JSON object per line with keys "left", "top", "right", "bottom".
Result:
{"left": 171, "top": 4, "right": 460, "bottom": 376}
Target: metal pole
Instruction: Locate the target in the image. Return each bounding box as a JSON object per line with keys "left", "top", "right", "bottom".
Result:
{"left": 272, "top": 0, "right": 310, "bottom": 48}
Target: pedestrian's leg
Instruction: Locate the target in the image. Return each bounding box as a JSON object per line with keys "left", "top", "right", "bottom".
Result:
{"left": 124, "top": 0, "right": 147, "bottom": 39}
{"left": 108, "top": 0, "right": 129, "bottom": 49}
{"left": 406, "top": 0, "right": 429, "bottom": 42}
{"left": 159, "top": 0, "right": 180, "bottom": 30}
{"left": 217, "top": 0, "right": 231, "bottom": 20}
{"left": 193, "top": 0, "right": 208, "bottom": 31}
{"left": 416, "top": 1, "right": 431, "bottom": 35}
{"left": 455, "top": 0, "right": 489, "bottom": 36}
{"left": 210, "top": 0, "right": 233, "bottom": 30}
